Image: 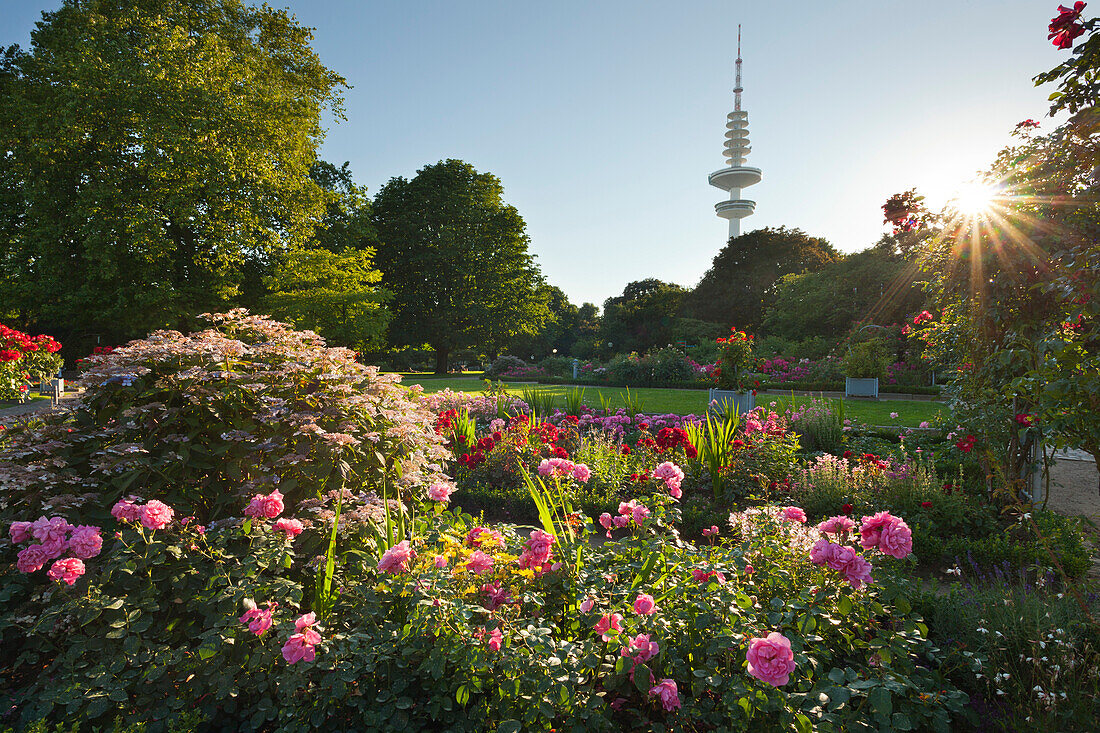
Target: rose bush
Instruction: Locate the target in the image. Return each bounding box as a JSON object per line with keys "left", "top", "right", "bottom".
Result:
{"left": 0, "top": 323, "right": 62, "bottom": 402}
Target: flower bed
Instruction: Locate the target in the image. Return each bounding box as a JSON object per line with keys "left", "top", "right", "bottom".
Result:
{"left": 0, "top": 324, "right": 62, "bottom": 402}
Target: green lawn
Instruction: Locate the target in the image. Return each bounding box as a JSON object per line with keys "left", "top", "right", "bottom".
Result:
{"left": 394, "top": 375, "right": 944, "bottom": 428}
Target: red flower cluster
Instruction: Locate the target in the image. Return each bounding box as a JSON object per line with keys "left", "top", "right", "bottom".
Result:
{"left": 1049, "top": 2, "right": 1087, "bottom": 48}
{"left": 955, "top": 435, "right": 977, "bottom": 453}
{"left": 92, "top": 346, "right": 115, "bottom": 355}
{"left": 912, "top": 310, "right": 933, "bottom": 325}
{"left": 655, "top": 427, "right": 698, "bottom": 459}
{"left": 434, "top": 409, "right": 459, "bottom": 435}
{"left": 715, "top": 329, "right": 753, "bottom": 346}
{"left": 1015, "top": 119, "right": 1040, "bottom": 131}
{"left": 0, "top": 324, "right": 61, "bottom": 359}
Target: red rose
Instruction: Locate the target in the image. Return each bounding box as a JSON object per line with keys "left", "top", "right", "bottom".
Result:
{"left": 920, "top": 501, "right": 933, "bottom": 509}
{"left": 841, "top": 503, "right": 854, "bottom": 515}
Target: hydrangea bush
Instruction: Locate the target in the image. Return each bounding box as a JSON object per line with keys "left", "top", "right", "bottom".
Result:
{"left": 0, "top": 310, "right": 451, "bottom": 522}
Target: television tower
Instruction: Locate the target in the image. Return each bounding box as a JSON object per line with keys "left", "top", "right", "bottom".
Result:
{"left": 708, "top": 26, "right": 761, "bottom": 239}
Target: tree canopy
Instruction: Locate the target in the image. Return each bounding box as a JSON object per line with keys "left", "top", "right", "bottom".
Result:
{"left": 680, "top": 227, "right": 838, "bottom": 332}
{"left": 371, "top": 159, "right": 549, "bottom": 372}
{"left": 0, "top": 0, "right": 346, "bottom": 347}
{"left": 600, "top": 279, "right": 688, "bottom": 355}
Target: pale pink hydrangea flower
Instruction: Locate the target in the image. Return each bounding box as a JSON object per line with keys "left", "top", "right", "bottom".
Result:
{"left": 244, "top": 489, "right": 284, "bottom": 520}
{"left": 47, "top": 557, "right": 85, "bottom": 585}
{"left": 377, "top": 540, "right": 416, "bottom": 574}
{"left": 594, "top": 612, "right": 624, "bottom": 642}
{"left": 464, "top": 550, "right": 495, "bottom": 575}
{"left": 141, "top": 500, "right": 175, "bottom": 530}
{"left": 650, "top": 679, "right": 681, "bottom": 711}
{"left": 68, "top": 526, "right": 103, "bottom": 559}
{"left": 633, "top": 593, "right": 656, "bottom": 616}
{"left": 427, "top": 482, "right": 453, "bottom": 502}
{"left": 273, "top": 518, "right": 304, "bottom": 538}
{"left": 746, "top": 632, "right": 797, "bottom": 687}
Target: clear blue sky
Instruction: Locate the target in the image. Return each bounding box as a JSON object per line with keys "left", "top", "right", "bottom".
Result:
{"left": 1, "top": 0, "right": 1072, "bottom": 308}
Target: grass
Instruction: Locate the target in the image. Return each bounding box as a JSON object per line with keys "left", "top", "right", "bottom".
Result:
{"left": 393, "top": 375, "right": 944, "bottom": 428}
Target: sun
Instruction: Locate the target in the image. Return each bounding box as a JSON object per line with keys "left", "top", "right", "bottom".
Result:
{"left": 950, "top": 180, "right": 1000, "bottom": 217}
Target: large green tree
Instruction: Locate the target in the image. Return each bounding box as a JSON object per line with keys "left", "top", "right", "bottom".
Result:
{"left": 762, "top": 239, "right": 926, "bottom": 341}
{"left": 680, "top": 227, "right": 838, "bottom": 332}
{"left": 371, "top": 160, "right": 550, "bottom": 372}
{"left": 599, "top": 279, "right": 688, "bottom": 355}
{"left": 0, "top": 0, "right": 345, "bottom": 346}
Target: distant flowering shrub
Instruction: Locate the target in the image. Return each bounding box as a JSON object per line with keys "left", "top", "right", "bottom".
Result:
{"left": 0, "top": 322, "right": 63, "bottom": 401}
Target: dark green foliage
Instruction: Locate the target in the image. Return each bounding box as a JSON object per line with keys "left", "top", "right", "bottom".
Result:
{"left": 681, "top": 227, "right": 839, "bottom": 332}
{"left": 0, "top": 0, "right": 346, "bottom": 343}
{"left": 371, "top": 160, "right": 550, "bottom": 372}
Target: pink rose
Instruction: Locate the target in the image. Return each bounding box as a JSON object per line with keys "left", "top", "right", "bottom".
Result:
{"left": 428, "top": 482, "right": 453, "bottom": 502}
{"left": 32, "top": 516, "right": 71, "bottom": 545}
{"left": 612, "top": 515, "right": 630, "bottom": 528}
{"left": 746, "top": 632, "right": 797, "bottom": 687}
{"left": 295, "top": 612, "right": 317, "bottom": 632}
{"left": 68, "top": 526, "right": 103, "bottom": 559}
{"left": 537, "top": 459, "right": 554, "bottom": 477}
{"left": 16, "top": 544, "right": 49, "bottom": 573}
{"left": 245, "top": 490, "right": 284, "bottom": 520}
{"left": 273, "top": 518, "right": 304, "bottom": 538}
{"left": 433, "top": 554, "right": 448, "bottom": 569}
{"left": 140, "top": 500, "right": 174, "bottom": 530}
{"left": 842, "top": 553, "right": 874, "bottom": 589}
{"left": 377, "top": 540, "right": 416, "bottom": 574}
{"left": 281, "top": 631, "right": 319, "bottom": 664}
{"left": 579, "top": 598, "right": 595, "bottom": 613}
{"left": 633, "top": 593, "right": 656, "bottom": 616}
{"left": 809, "top": 538, "right": 837, "bottom": 566}
{"left": 877, "top": 517, "right": 913, "bottom": 559}
{"left": 816, "top": 515, "right": 856, "bottom": 536}
{"left": 572, "top": 464, "right": 592, "bottom": 483}
{"left": 631, "top": 504, "right": 651, "bottom": 526}
{"left": 621, "top": 633, "right": 660, "bottom": 663}
{"left": 858, "top": 511, "right": 895, "bottom": 551}
{"left": 46, "top": 557, "right": 85, "bottom": 585}
{"left": 487, "top": 627, "right": 503, "bottom": 651}
{"left": 650, "top": 678, "right": 681, "bottom": 711}
{"left": 240, "top": 603, "right": 277, "bottom": 636}
{"left": 9, "top": 521, "right": 33, "bottom": 544}
{"left": 39, "top": 536, "right": 68, "bottom": 559}
{"left": 779, "top": 506, "right": 807, "bottom": 524}
{"left": 594, "top": 612, "right": 624, "bottom": 641}
{"left": 464, "top": 550, "right": 495, "bottom": 575}
{"left": 111, "top": 499, "right": 142, "bottom": 522}
{"left": 702, "top": 526, "right": 719, "bottom": 537}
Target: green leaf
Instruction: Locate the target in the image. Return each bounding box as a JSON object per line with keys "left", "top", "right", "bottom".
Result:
{"left": 837, "top": 595, "right": 853, "bottom": 616}
{"left": 794, "top": 713, "right": 812, "bottom": 733}
{"left": 497, "top": 721, "right": 523, "bottom": 733}
{"left": 868, "top": 687, "right": 892, "bottom": 716}
{"left": 456, "top": 685, "right": 470, "bottom": 706}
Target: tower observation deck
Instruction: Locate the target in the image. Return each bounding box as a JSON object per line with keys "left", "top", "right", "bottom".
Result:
{"left": 709, "top": 26, "right": 761, "bottom": 239}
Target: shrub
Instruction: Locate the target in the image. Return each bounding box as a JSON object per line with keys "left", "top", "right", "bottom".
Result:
{"left": 644, "top": 347, "right": 694, "bottom": 384}
{"left": 843, "top": 340, "right": 888, "bottom": 379}
{"left": 0, "top": 324, "right": 63, "bottom": 401}
{"left": 787, "top": 396, "right": 845, "bottom": 454}
{"left": 606, "top": 353, "right": 646, "bottom": 385}
{"left": 715, "top": 329, "right": 755, "bottom": 391}
{"left": 0, "top": 310, "right": 450, "bottom": 522}
{"left": 485, "top": 355, "right": 527, "bottom": 378}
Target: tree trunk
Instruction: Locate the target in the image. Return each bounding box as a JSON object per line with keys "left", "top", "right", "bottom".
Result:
{"left": 434, "top": 347, "right": 449, "bottom": 375}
